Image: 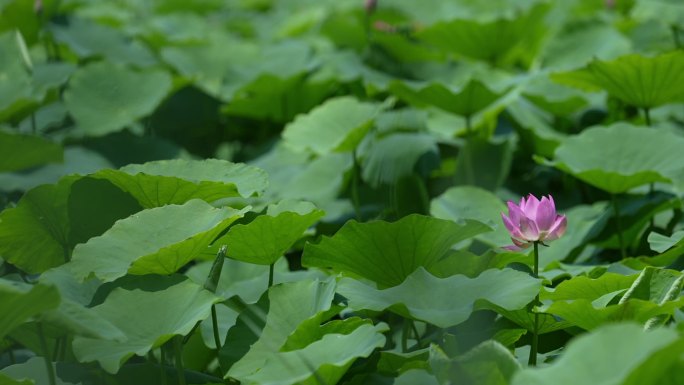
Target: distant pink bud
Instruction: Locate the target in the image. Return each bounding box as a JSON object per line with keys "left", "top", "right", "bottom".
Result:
{"left": 34, "top": 0, "right": 42, "bottom": 13}
{"left": 373, "top": 20, "right": 396, "bottom": 33}
{"left": 364, "top": 0, "right": 377, "bottom": 13}
{"left": 501, "top": 194, "right": 566, "bottom": 251}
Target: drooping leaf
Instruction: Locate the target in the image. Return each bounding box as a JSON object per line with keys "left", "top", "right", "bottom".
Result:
{"left": 338, "top": 267, "right": 540, "bottom": 328}
{"left": 218, "top": 202, "right": 324, "bottom": 265}
{"left": 72, "top": 276, "right": 220, "bottom": 374}
{"left": 648, "top": 230, "right": 684, "bottom": 253}
{"left": 0, "top": 280, "right": 60, "bottom": 341}
{"left": 0, "top": 129, "right": 62, "bottom": 172}
{"left": 233, "top": 322, "right": 387, "bottom": 385}
{"left": 542, "top": 123, "right": 684, "bottom": 194}
{"left": 430, "top": 186, "right": 510, "bottom": 247}
{"left": 0, "top": 177, "right": 76, "bottom": 273}
{"left": 91, "top": 159, "right": 268, "bottom": 208}
{"left": 511, "top": 323, "right": 681, "bottom": 385}
{"left": 430, "top": 341, "right": 521, "bottom": 385}
{"left": 302, "top": 214, "right": 492, "bottom": 288}
{"left": 282, "top": 96, "right": 383, "bottom": 155}
{"left": 454, "top": 137, "right": 515, "bottom": 191}
{"left": 64, "top": 61, "right": 172, "bottom": 137}
{"left": 68, "top": 200, "right": 247, "bottom": 282}
{"left": 225, "top": 278, "right": 336, "bottom": 379}
{"left": 359, "top": 132, "right": 439, "bottom": 187}
{"left": 551, "top": 51, "right": 684, "bottom": 108}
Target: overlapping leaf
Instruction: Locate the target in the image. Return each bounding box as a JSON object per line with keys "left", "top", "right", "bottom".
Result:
{"left": 302, "top": 214, "right": 492, "bottom": 287}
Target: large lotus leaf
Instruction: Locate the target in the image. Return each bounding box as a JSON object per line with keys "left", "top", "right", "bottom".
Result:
{"left": 0, "top": 280, "right": 60, "bottom": 341}
{"left": 64, "top": 62, "right": 172, "bottom": 137}
{"left": 359, "top": 132, "right": 439, "bottom": 187}
{"left": 218, "top": 202, "right": 324, "bottom": 265}
{"left": 0, "top": 176, "right": 76, "bottom": 273}
{"left": 68, "top": 200, "right": 247, "bottom": 282}
{"left": 648, "top": 229, "right": 684, "bottom": 253}
{"left": 0, "top": 372, "right": 33, "bottom": 385}
{"left": 389, "top": 79, "right": 508, "bottom": 118}
{"left": 337, "top": 267, "right": 541, "bottom": 328}
{"left": 543, "top": 295, "right": 684, "bottom": 331}
{"left": 226, "top": 278, "right": 336, "bottom": 379}
{"left": 0, "top": 147, "right": 113, "bottom": 193}
{"left": 430, "top": 341, "right": 521, "bottom": 385}
{"left": 544, "top": 123, "right": 684, "bottom": 194}
{"left": 233, "top": 322, "right": 387, "bottom": 385}
{"left": 551, "top": 51, "right": 684, "bottom": 108}
{"left": 0, "top": 129, "right": 63, "bottom": 172}
{"left": 91, "top": 159, "right": 268, "bottom": 208}
{"left": 416, "top": 3, "right": 549, "bottom": 68}
{"left": 282, "top": 96, "right": 383, "bottom": 155}
{"left": 430, "top": 186, "right": 509, "bottom": 247}
{"left": 50, "top": 18, "right": 157, "bottom": 67}
{"left": 302, "top": 214, "right": 492, "bottom": 288}
{"left": 72, "top": 277, "right": 220, "bottom": 374}
{"left": 511, "top": 323, "right": 681, "bottom": 385}
{"left": 541, "top": 272, "right": 636, "bottom": 302}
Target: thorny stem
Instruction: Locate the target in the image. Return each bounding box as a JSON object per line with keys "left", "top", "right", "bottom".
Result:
{"left": 611, "top": 194, "right": 627, "bottom": 259}
{"left": 528, "top": 242, "right": 540, "bottom": 366}
{"left": 37, "top": 322, "right": 57, "bottom": 385}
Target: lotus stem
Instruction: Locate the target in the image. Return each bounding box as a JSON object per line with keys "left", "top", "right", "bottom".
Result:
{"left": 672, "top": 25, "right": 681, "bottom": 49}
{"left": 173, "top": 336, "right": 187, "bottom": 385}
{"left": 211, "top": 305, "right": 224, "bottom": 377}
{"left": 401, "top": 318, "right": 410, "bottom": 352}
{"left": 159, "top": 347, "right": 168, "bottom": 385}
{"left": 528, "top": 242, "right": 540, "bottom": 366}
{"left": 268, "top": 263, "right": 275, "bottom": 288}
{"left": 351, "top": 149, "right": 362, "bottom": 220}
{"left": 37, "top": 322, "right": 57, "bottom": 385}
{"left": 611, "top": 194, "right": 627, "bottom": 259}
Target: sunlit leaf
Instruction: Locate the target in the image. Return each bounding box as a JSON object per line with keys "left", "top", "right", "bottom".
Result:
{"left": 72, "top": 276, "right": 220, "bottom": 373}
{"left": 68, "top": 200, "right": 247, "bottom": 282}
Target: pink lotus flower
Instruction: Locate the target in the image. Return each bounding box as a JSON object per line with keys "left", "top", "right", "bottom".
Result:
{"left": 501, "top": 194, "right": 567, "bottom": 251}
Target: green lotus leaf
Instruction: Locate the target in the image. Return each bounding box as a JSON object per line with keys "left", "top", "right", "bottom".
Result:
{"left": 225, "top": 278, "right": 336, "bottom": 379}
{"left": 0, "top": 371, "right": 34, "bottom": 385}
{"left": 389, "top": 79, "right": 509, "bottom": 118}
{"left": 68, "top": 199, "right": 248, "bottom": 282}
{"left": 337, "top": 267, "right": 541, "bottom": 328}
{"left": 0, "top": 129, "right": 63, "bottom": 172}
{"left": 50, "top": 17, "right": 157, "bottom": 67}
{"left": 430, "top": 341, "right": 521, "bottom": 385}
{"left": 0, "top": 357, "right": 78, "bottom": 385}
{"left": 0, "top": 280, "right": 60, "bottom": 341}
{"left": 359, "top": 132, "right": 439, "bottom": 187}
{"left": 64, "top": 62, "right": 172, "bottom": 137}
{"left": 416, "top": 3, "right": 550, "bottom": 68}
{"left": 511, "top": 323, "right": 681, "bottom": 385}
{"left": 430, "top": 186, "right": 509, "bottom": 247}
{"left": 282, "top": 96, "right": 383, "bottom": 155}
{"left": 302, "top": 214, "right": 492, "bottom": 288}
{"left": 551, "top": 51, "right": 684, "bottom": 108}
{"left": 218, "top": 202, "right": 324, "bottom": 265}
{"left": 91, "top": 159, "right": 268, "bottom": 208}
{"left": 0, "top": 32, "right": 31, "bottom": 120}
{"left": 540, "top": 272, "right": 636, "bottom": 302}
{"left": 543, "top": 123, "right": 684, "bottom": 194}
{"left": 234, "top": 322, "right": 387, "bottom": 385}
{"left": 72, "top": 276, "right": 220, "bottom": 374}
{"left": 0, "top": 176, "right": 76, "bottom": 274}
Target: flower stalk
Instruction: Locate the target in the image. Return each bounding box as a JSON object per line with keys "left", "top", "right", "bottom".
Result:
{"left": 529, "top": 241, "right": 540, "bottom": 366}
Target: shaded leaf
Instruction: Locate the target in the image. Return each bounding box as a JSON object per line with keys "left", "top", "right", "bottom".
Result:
{"left": 0, "top": 129, "right": 62, "bottom": 172}
{"left": 337, "top": 267, "right": 540, "bottom": 328}
{"left": 0, "top": 280, "right": 60, "bottom": 341}
{"left": 302, "top": 214, "right": 492, "bottom": 288}
{"left": 430, "top": 341, "right": 521, "bottom": 385}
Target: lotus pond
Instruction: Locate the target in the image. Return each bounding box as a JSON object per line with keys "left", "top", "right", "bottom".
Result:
{"left": 1, "top": 0, "right": 684, "bottom": 384}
